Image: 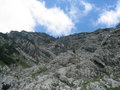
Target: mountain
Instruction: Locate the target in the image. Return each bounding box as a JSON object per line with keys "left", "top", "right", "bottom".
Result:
{"left": 0, "top": 26, "right": 120, "bottom": 90}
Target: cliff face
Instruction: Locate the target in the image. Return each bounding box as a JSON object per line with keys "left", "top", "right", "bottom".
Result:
{"left": 0, "top": 27, "right": 120, "bottom": 90}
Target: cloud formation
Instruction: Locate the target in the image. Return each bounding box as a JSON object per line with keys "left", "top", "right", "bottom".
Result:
{"left": 0, "top": 0, "right": 35, "bottom": 33}
{"left": 0, "top": 0, "right": 74, "bottom": 36}
{"left": 67, "top": 0, "right": 93, "bottom": 23}
{"left": 97, "top": 0, "right": 120, "bottom": 26}
{"left": 80, "top": 1, "right": 93, "bottom": 15}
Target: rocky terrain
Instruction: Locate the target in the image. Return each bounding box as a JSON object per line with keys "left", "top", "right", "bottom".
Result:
{"left": 0, "top": 25, "right": 120, "bottom": 90}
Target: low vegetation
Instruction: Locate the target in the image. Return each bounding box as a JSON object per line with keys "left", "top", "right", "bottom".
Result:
{"left": 32, "top": 67, "right": 47, "bottom": 78}
{"left": 106, "top": 87, "right": 120, "bottom": 90}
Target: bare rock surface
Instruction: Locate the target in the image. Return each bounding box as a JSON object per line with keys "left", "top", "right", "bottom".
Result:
{"left": 0, "top": 26, "right": 120, "bottom": 90}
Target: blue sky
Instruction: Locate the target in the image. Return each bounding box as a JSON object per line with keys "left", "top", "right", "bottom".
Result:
{"left": 0, "top": 0, "right": 120, "bottom": 37}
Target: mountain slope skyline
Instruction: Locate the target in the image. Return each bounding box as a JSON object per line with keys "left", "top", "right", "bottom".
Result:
{"left": 0, "top": 25, "right": 120, "bottom": 90}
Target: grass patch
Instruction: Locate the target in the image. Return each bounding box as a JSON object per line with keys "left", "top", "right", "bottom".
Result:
{"left": 106, "top": 87, "right": 120, "bottom": 90}
{"left": 18, "top": 60, "right": 31, "bottom": 68}
{"left": 83, "top": 81, "right": 90, "bottom": 89}
{"left": 113, "top": 70, "right": 120, "bottom": 76}
{"left": 91, "top": 76, "right": 103, "bottom": 82}
{"left": 0, "top": 54, "right": 17, "bottom": 66}
{"left": 82, "top": 75, "right": 106, "bottom": 89}
{"left": 32, "top": 67, "right": 47, "bottom": 78}
{"left": 0, "top": 60, "right": 6, "bottom": 66}
{"left": 82, "top": 70, "right": 120, "bottom": 89}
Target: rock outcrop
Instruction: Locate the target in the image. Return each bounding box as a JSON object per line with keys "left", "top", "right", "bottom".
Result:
{"left": 0, "top": 26, "right": 120, "bottom": 90}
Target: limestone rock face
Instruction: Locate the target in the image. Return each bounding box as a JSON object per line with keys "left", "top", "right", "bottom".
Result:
{"left": 0, "top": 27, "right": 120, "bottom": 90}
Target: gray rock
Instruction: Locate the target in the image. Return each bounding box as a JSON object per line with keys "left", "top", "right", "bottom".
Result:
{"left": 0, "top": 26, "right": 120, "bottom": 90}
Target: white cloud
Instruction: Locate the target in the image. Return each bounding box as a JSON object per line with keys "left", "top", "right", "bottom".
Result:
{"left": 0, "top": 0, "right": 35, "bottom": 33}
{"left": 68, "top": 6, "right": 79, "bottom": 23}
{"left": 97, "top": 0, "right": 120, "bottom": 26}
{"left": 80, "top": 1, "right": 93, "bottom": 15}
{"left": 0, "top": 0, "right": 74, "bottom": 36}
{"left": 66, "top": 0, "right": 93, "bottom": 23}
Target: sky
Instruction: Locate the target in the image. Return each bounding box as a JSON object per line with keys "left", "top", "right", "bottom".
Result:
{"left": 0, "top": 0, "right": 120, "bottom": 37}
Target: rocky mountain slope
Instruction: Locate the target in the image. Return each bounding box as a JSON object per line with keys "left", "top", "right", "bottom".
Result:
{"left": 0, "top": 26, "right": 120, "bottom": 90}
